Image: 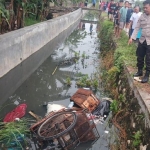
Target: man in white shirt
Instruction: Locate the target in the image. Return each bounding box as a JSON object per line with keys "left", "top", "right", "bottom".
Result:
{"left": 129, "top": 6, "right": 142, "bottom": 38}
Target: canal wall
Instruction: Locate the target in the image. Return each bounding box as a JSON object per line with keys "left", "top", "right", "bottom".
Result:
{"left": 116, "top": 67, "right": 150, "bottom": 149}
{"left": 0, "top": 8, "right": 84, "bottom": 104}
{"left": 0, "top": 8, "right": 82, "bottom": 78}
{"left": 0, "top": 5, "right": 93, "bottom": 104}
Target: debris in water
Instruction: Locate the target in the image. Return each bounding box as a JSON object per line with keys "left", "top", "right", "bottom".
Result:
{"left": 104, "top": 131, "right": 109, "bottom": 134}
{"left": 29, "top": 89, "right": 112, "bottom": 149}
{"left": 46, "top": 103, "right": 65, "bottom": 114}
{"left": 14, "top": 100, "right": 19, "bottom": 105}
{"left": 30, "top": 109, "right": 99, "bottom": 149}
{"left": 3, "top": 104, "right": 27, "bottom": 122}
{"left": 92, "top": 100, "right": 111, "bottom": 117}
{"left": 28, "top": 111, "right": 42, "bottom": 121}
{"left": 67, "top": 102, "right": 74, "bottom": 108}
{"left": 70, "top": 88, "right": 100, "bottom": 112}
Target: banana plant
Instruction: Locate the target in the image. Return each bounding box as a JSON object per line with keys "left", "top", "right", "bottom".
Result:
{"left": 22, "top": 1, "right": 37, "bottom": 25}
{"left": 0, "top": 1, "right": 11, "bottom": 29}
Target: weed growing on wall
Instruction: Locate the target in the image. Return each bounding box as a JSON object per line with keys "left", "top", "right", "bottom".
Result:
{"left": 110, "top": 100, "right": 119, "bottom": 114}
{"left": 132, "top": 131, "right": 142, "bottom": 148}
{"left": 99, "top": 20, "right": 119, "bottom": 98}
{"left": 99, "top": 20, "right": 114, "bottom": 53}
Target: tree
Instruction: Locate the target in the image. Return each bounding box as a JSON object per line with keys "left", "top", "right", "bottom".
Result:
{"left": 135, "top": 0, "right": 143, "bottom": 10}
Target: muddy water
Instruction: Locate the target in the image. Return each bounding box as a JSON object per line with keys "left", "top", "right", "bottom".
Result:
{"left": 1, "top": 15, "right": 112, "bottom": 150}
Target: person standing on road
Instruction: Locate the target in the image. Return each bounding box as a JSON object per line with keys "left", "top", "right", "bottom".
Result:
{"left": 114, "top": 7, "right": 120, "bottom": 37}
{"left": 92, "top": 0, "right": 96, "bottom": 7}
{"left": 118, "top": 1, "right": 129, "bottom": 38}
{"left": 101, "top": 1, "right": 106, "bottom": 11}
{"left": 125, "top": 3, "right": 133, "bottom": 33}
{"left": 129, "top": 6, "right": 142, "bottom": 38}
{"left": 128, "top": 0, "right": 150, "bottom": 83}
{"left": 84, "top": 0, "right": 88, "bottom": 7}
{"left": 109, "top": 0, "right": 116, "bottom": 21}
{"left": 107, "top": 0, "right": 113, "bottom": 19}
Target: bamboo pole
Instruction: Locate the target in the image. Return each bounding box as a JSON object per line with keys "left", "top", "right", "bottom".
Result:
{"left": 52, "top": 66, "right": 58, "bottom": 75}
{"left": 28, "top": 111, "right": 41, "bottom": 121}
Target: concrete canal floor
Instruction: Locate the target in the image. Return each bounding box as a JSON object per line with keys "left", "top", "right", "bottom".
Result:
{"left": 0, "top": 14, "right": 114, "bottom": 150}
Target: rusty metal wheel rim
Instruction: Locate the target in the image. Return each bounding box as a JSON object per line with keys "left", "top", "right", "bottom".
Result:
{"left": 37, "top": 111, "right": 77, "bottom": 140}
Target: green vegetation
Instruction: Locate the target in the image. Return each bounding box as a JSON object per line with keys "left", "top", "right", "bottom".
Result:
{"left": 76, "top": 74, "right": 99, "bottom": 90}
{"left": 0, "top": 0, "right": 84, "bottom": 33}
{"left": 136, "top": 114, "right": 145, "bottom": 121}
{"left": 99, "top": 20, "right": 114, "bottom": 52}
{"left": 110, "top": 100, "right": 119, "bottom": 113}
{"left": 74, "top": 52, "right": 80, "bottom": 58}
{"left": 99, "top": 19, "right": 137, "bottom": 98}
{"left": 115, "top": 32, "right": 137, "bottom": 68}
{"left": 76, "top": 74, "right": 89, "bottom": 87}
{"left": 99, "top": 15, "right": 148, "bottom": 150}
{"left": 99, "top": 19, "right": 137, "bottom": 68}
{"left": 132, "top": 131, "right": 142, "bottom": 148}
{"left": 24, "top": 17, "right": 40, "bottom": 26}
{"left": 82, "top": 52, "right": 86, "bottom": 59}
{"left": 0, "top": 119, "right": 30, "bottom": 148}
{"left": 135, "top": 0, "right": 143, "bottom": 9}
{"left": 65, "top": 77, "right": 71, "bottom": 86}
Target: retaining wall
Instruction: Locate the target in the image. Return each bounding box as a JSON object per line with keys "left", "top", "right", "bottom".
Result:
{"left": 0, "top": 8, "right": 82, "bottom": 78}
{"left": 117, "top": 67, "right": 150, "bottom": 149}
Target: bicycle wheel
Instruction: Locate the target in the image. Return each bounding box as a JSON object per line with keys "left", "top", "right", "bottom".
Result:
{"left": 37, "top": 111, "right": 77, "bottom": 140}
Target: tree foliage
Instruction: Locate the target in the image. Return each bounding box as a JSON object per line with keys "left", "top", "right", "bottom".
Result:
{"left": 134, "top": 0, "right": 143, "bottom": 10}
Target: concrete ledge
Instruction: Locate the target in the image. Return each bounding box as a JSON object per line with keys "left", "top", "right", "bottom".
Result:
{"left": 125, "top": 65, "right": 150, "bottom": 128}
{"left": 0, "top": 8, "right": 82, "bottom": 78}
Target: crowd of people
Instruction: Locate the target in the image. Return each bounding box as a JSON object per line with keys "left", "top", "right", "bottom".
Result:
{"left": 99, "top": 0, "right": 139, "bottom": 38}
{"left": 99, "top": 0, "right": 150, "bottom": 83}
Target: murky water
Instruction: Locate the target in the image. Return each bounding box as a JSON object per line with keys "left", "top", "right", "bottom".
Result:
{"left": 0, "top": 13, "right": 113, "bottom": 150}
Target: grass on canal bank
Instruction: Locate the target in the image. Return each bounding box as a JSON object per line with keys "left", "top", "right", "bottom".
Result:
{"left": 115, "top": 32, "right": 137, "bottom": 68}
{"left": 100, "top": 18, "right": 137, "bottom": 69}
{"left": 98, "top": 19, "right": 138, "bottom": 99}
{"left": 99, "top": 13, "right": 150, "bottom": 95}
{"left": 99, "top": 14, "right": 150, "bottom": 150}
{"left": 24, "top": 17, "right": 41, "bottom": 26}
{"left": 99, "top": 16, "right": 150, "bottom": 95}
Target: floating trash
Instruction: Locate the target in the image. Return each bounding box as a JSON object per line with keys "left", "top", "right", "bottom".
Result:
{"left": 30, "top": 110, "right": 99, "bottom": 149}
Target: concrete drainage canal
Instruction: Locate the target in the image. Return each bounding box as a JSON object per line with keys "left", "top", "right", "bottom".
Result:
{"left": 0, "top": 12, "right": 116, "bottom": 150}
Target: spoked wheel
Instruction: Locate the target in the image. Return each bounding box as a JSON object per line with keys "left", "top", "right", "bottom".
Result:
{"left": 37, "top": 111, "right": 77, "bottom": 140}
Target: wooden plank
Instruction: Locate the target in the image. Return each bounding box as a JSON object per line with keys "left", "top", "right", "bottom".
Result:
{"left": 29, "top": 111, "right": 41, "bottom": 121}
